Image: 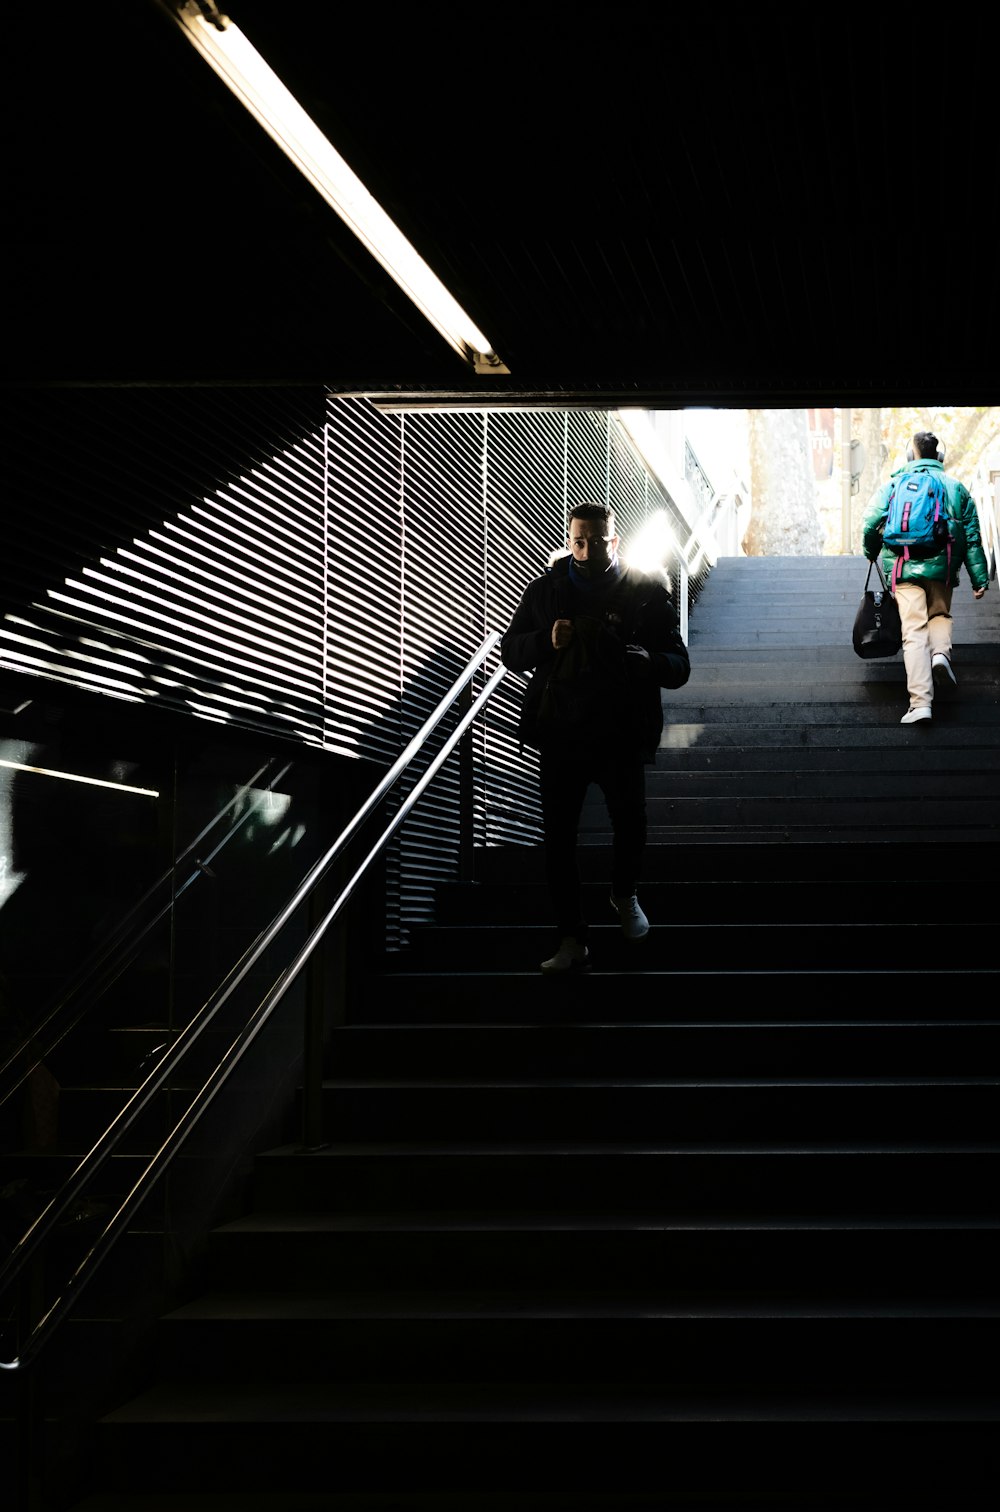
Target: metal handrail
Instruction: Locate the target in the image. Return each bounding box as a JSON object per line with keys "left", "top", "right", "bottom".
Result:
{"left": 0, "top": 630, "right": 505, "bottom": 1371}
{"left": 0, "top": 756, "right": 291, "bottom": 1107}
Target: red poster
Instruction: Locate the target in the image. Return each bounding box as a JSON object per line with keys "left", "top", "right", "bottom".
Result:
{"left": 807, "top": 407, "right": 835, "bottom": 481}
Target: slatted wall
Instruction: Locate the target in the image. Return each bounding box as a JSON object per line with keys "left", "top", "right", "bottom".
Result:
{"left": 322, "top": 396, "right": 404, "bottom": 764}
{"left": 0, "top": 386, "right": 330, "bottom": 744}
{"left": 396, "top": 410, "right": 485, "bottom": 937}
{"left": 482, "top": 410, "right": 568, "bottom": 853}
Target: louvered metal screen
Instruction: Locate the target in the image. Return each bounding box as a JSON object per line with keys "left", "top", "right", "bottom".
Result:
{"left": 396, "top": 409, "right": 485, "bottom": 938}
{"left": 323, "top": 396, "right": 404, "bottom": 765}
{"left": 1, "top": 388, "right": 704, "bottom": 948}
{"left": 482, "top": 410, "right": 568, "bottom": 851}
{"left": 0, "top": 387, "right": 329, "bottom": 744}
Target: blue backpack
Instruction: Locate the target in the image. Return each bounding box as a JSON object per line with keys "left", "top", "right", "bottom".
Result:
{"left": 882, "top": 466, "right": 952, "bottom": 591}
{"left": 883, "top": 468, "right": 950, "bottom": 556}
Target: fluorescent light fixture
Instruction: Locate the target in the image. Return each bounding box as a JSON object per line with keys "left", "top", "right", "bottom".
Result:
{"left": 164, "top": 1, "right": 509, "bottom": 375}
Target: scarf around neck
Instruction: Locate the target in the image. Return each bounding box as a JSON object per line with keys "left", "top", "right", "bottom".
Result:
{"left": 568, "top": 553, "right": 622, "bottom": 594}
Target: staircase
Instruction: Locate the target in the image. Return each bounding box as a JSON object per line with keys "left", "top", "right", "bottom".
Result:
{"left": 71, "top": 554, "right": 1000, "bottom": 1510}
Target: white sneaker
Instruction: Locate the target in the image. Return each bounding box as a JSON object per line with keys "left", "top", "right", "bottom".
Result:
{"left": 932, "top": 653, "right": 957, "bottom": 689}
{"left": 540, "top": 937, "right": 590, "bottom": 974}
{"left": 610, "top": 894, "right": 650, "bottom": 941}
{"left": 900, "top": 706, "right": 932, "bottom": 725}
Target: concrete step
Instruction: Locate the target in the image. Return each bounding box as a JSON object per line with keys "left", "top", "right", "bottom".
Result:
{"left": 88, "top": 1385, "right": 1000, "bottom": 1497}
{"left": 203, "top": 1212, "right": 1000, "bottom": 1294}
{"left": 389, "top": 920, "right": 994, "bottom": 973}
{"left": 469, "top": 837, "right": 994, "bottom": 885}
{"left": 328, "top": 1022, "right": 1000, "bottom": 1079}
{"left": 153, "top": 1290, "right": 1000, "bottom": 1387}
{"left": 311, "top": 1079, "right": 1000, "bottom": 1143}
{"left": 354, "top": 967, "right": 1000, "bottom": 1023}
{"left": 430, "top": 873, "right": 997, "bottom": 924}
{"left": 251, "top": 1141, "right": 1000, "bottom": 1219}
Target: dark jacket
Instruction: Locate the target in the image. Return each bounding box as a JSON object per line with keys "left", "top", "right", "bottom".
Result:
{"left": 500, "top": 556, "right": 691, "bottom": 760}
{"left": 862, "top": 459, "right": 989, "bottom": 591}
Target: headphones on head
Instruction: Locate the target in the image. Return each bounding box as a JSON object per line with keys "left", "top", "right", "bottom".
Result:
{"left": 907, "top": 436, "right": 946, "bottom": 463}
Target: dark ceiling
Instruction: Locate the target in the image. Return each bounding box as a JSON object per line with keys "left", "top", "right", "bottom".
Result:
{"left": 5, "top": 1, "right": 998, "bottom": 407}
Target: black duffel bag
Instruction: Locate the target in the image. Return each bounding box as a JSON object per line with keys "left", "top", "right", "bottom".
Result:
{"left": 852, "top": 558, "right": 902, "bottom": 659}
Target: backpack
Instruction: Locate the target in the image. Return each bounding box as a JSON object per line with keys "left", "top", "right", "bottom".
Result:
{"left": 882, "top": 468, "right": 950, "bottom": 557}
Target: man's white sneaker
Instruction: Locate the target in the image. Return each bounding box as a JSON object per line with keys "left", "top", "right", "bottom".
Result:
{"left": 932, "top": 653, "right": 957, "bottom": 689}
{"left": 540, "top": 937, "right": 590, "bottom": 974}
{"left": 900, "top": 706, "right": 932, "bottom": 725}
{"left": 610, "top": 894, "right": 650, "bottom": 941}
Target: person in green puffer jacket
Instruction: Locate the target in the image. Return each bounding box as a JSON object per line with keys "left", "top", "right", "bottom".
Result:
{"left": 862, "top": 430, "right": 989, "bottom": 725}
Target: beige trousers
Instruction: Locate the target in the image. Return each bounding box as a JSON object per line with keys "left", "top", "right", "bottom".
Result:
{"left": 895, "top": 578, "right": 953, "bottom": 710}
